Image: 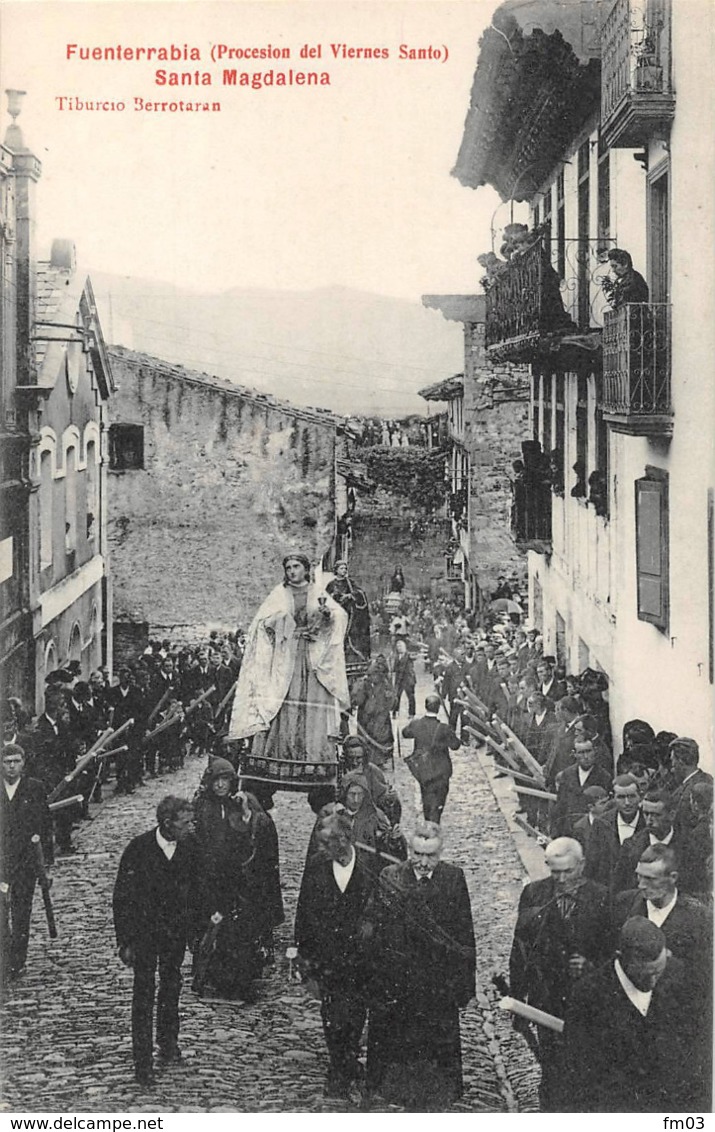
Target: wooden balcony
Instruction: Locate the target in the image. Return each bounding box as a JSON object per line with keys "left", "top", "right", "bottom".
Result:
{"left": 601, "top": 0, "right": 675, "bottom": 148}
{"left": 602, "top": 303, "right": 672, "bottom": 435}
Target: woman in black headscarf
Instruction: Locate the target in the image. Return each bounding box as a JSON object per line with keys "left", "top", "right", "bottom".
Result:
{"left": 351, "top": 655, "right": 395, "bottom": 768}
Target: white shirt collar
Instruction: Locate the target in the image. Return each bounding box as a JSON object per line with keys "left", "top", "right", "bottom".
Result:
{"left": 413, "top": 869, "right": 435, "bottom": 882}
{"left": 614, "top": 959, "right": 653, "bottom": 1016}
{"left": 646, "top": 889, "right": 678, "bottom": 927}
{"left": 577, "top": 766, "right": 593, "bottom": 785}
{"left": 649, "top": 827, "right": 674, "bottom": 846}
{"left": 4, "top": 779, "right": 20, "bottom": 800}
{"left": 156, "top": 827, "right": 177, "bottom": 860}
{"left": 617, "top": 812, "right": 640, "bottom": 842}
{"left": 332, "top": 847, "right": 356, "bottom": 893}
{"left": 682, "top": 770, "right": 699, "bottom": 785}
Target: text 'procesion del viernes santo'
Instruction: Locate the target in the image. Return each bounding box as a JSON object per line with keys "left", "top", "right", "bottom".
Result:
{"left": 55, "top": 42, "right": 449, "bottom": 105}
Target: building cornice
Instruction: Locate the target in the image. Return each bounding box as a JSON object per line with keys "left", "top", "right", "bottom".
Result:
{"left": 453, "top": 12, "right": 602, "bottom": 200}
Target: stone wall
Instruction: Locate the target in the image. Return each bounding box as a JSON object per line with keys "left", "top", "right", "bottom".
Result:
{"left": 348, "top": 486, "right": 453, "bottom": 601}
{"left": 107, "top": 348, "right": 339, "bottom": 643}
{"left": 464, "top": 322, "right": 531, "bottom": 591}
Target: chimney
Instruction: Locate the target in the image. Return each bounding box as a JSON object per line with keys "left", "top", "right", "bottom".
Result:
{"left": 4, "top": 90, "right": 42, "bottom": 386}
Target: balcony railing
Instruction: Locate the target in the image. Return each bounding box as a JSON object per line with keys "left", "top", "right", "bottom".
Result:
{"left": 485, "top": 238, "right": 575, "bottom": 357}
{"left": 601, "top": 0, "right": 675, "bottom": 147}
{"left": 602, "top": 303, "right": 672, "bottom": 434}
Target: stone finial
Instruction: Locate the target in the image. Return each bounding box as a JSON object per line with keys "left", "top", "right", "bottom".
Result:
{"left": 4, "top": 89, "right": 27, "bottom": 151}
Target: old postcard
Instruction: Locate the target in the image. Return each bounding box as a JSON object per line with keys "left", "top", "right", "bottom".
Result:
{"left": 0, "top": 0, "right": 712, "bottom": 1122}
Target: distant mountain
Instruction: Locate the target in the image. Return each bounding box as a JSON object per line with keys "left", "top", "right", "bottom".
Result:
{"left": 88, "top": 274, "right": 461, "bottom": 416}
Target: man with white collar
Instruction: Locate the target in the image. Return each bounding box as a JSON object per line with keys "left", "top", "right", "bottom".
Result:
{"left": 363, "top": 821, "right": 475, "bottom": 1110}
{"left": 551, "top": 738, "right": 612, "bottom": 837}
{"left": 0, "top": 745, "right": 53, "bottom": 983}
{"left": 614, "top": 844, "right": 711, "bottom": 980}
{"left": 583, "top": 773, "right": 645, "bottom": 888}
{"left": 612, "top": 789, "right": 682, "bottom": 893}
{"left": 537, "top": 658, "right": 565, "bottom": 703}
{"left": 113, "top": 795, "right": 198, "bottom": 1088}
{"left": 295, "top": 811, "right": 373, "bottom": 1101}
{"left": 564, "top": 917, "right": 705, "bottom": 1111}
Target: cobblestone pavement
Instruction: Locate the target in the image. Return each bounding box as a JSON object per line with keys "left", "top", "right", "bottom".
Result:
{"left": 0, "top": 666, "right": 540, "bottom": 1113}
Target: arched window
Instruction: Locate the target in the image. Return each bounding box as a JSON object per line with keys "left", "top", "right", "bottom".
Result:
{"left": 69, "top": 623, "right": 82, "bottom": 663}
{"left": 65, "top": 446, "right": 77, "bottom": 557}
{"left": 40, "top": 450, "right": 54, "bottom": 570}
{"left": 44, "top": 639, "right": 58, "bottom": 680}
{"left": 86, "top": 440, "right": 98, "bottom": 543}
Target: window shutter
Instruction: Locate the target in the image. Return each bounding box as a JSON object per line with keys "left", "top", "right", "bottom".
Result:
{"left": 635, "top": 471, "right": 669, "bottom": 630}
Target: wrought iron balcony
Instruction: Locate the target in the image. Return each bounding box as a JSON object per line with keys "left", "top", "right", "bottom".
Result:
{"left": 601, "top": 0, "right": 675, "bottom": 148}
{"left": 485, "top": 238, "right": 576, "bottom": 360}
{"left": 602, "top": 303, "right": 672, "bottom": 435}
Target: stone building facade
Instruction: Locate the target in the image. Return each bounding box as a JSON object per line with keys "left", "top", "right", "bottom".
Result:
{"left": 421, "top": 296, "right": 530, "bottom": 609}
{"left": 107, "top": 347, "right": 346, "bottom": 654}
{"left": 1, "top": 95, "right": 114, "bottom": 710}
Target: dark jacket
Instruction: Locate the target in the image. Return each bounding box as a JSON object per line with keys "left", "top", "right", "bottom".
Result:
{"left": 113, "top": 828, "right": 199, "bottom": 951}
{"left": 392, "top": 654, "right": 416, "bottom": 694}
{"left": 551, "top": 764, "right": 613, "bottom": 837}
{"left": 509, "top": 876, "right": 613, "bottom": 1017}
{"left": 295, "top": 850, "right": 374, "bottom": 983}
{"left": 564, "top": 957, "right": 708, "bottom": 1112}
{"left": 402, "top": 715, "right": 460, "bottom": 784}
{"left": 0, "top": 776, "right": 54, "bottom": 884}
{"left": 362, "top": 858, "right": 476, "bottom": 1009}
{"left": 26, "top": 714, "right": 72, "bottom": 789}
{"left": 583, "top": 809, "right": 647, "bottom": 889}
{"left": 613, "top": 888, "right": 712, "bottom": 980}
{"left": 673, "top": 769, "right": 714, "bottom": 835}
{"left": 612, "top": 827, "right": 684, "bottom": 894}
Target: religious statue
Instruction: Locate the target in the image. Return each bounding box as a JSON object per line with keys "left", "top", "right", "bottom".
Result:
{"left": 326, "top": 560, "right": 371, "bottom": 668}
{"left": 227, "top": 555, "right": 349, "bottom": 782}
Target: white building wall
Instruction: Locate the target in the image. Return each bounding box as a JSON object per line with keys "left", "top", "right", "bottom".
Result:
{"left": 525, "top": 4, "right": 714, "bottom": 761}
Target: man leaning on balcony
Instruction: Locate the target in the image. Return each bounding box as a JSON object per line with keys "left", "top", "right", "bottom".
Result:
{"left": 602, "top": 249, "right": 649, "bottom": 310}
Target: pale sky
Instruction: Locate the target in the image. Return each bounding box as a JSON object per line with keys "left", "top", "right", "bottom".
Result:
{"left": 1, "top": 0, "right": 511, "bottom": 302}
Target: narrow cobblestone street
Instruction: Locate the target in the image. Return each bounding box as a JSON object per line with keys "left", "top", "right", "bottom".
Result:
{"left": 0, "top": 666, "right": 541, "bottom": 1113}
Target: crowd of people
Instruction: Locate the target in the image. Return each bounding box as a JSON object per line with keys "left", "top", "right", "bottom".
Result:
{"left": 1, "top": 561, "right": 712, "bottom": 1112}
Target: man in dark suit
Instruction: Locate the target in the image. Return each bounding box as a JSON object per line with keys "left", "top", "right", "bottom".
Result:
{"left": 392, "top": 638, "right": 416, "bottom": 718}
{"left": 107, "top": 668, "right": 144, "bottom": 794}
{"left": 551, "top": 739, "right": 612, "bottom": 838}
{"left": 583, "top": 774, "right": 645, "bottom": 888}
{"left": 537, "top": 659, "right": 566, "bottom": 704}
{"left": 362, "top": 820, "right": 475, "bottom": 1111}
{"left": 543, "top": 696, "right": 580, "bottom": 790}
{"left": 612, "top": 789, "right": 683, "bottom": 894}
{"left": 509, "top": 836, "right": 612, "bottom": 1111}
{"left": 28, "top": 686, "right": 77, "bottom": 854}
{"left": 564, "top": 917, "right": 707, "bottom": 1112}
{"left": 113, "top": 795, "right": 199, "bottom": 1087}
{"left": 613, "top": 843, "right": 712, "bottom": 982}
{"left": 295, "top": 810, "right": 374, "bottom": 1101}
{"left": 670, "top": 737, "right": 713, "bottom": 836}
{"left": 0, "top": 745, "right": 53, "bottom": 983}
{"left": 524, "top": 691, "right": 557, "bottom": 767}
{"left": 402, "top": 694, "right": 460, "bottom": 823}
